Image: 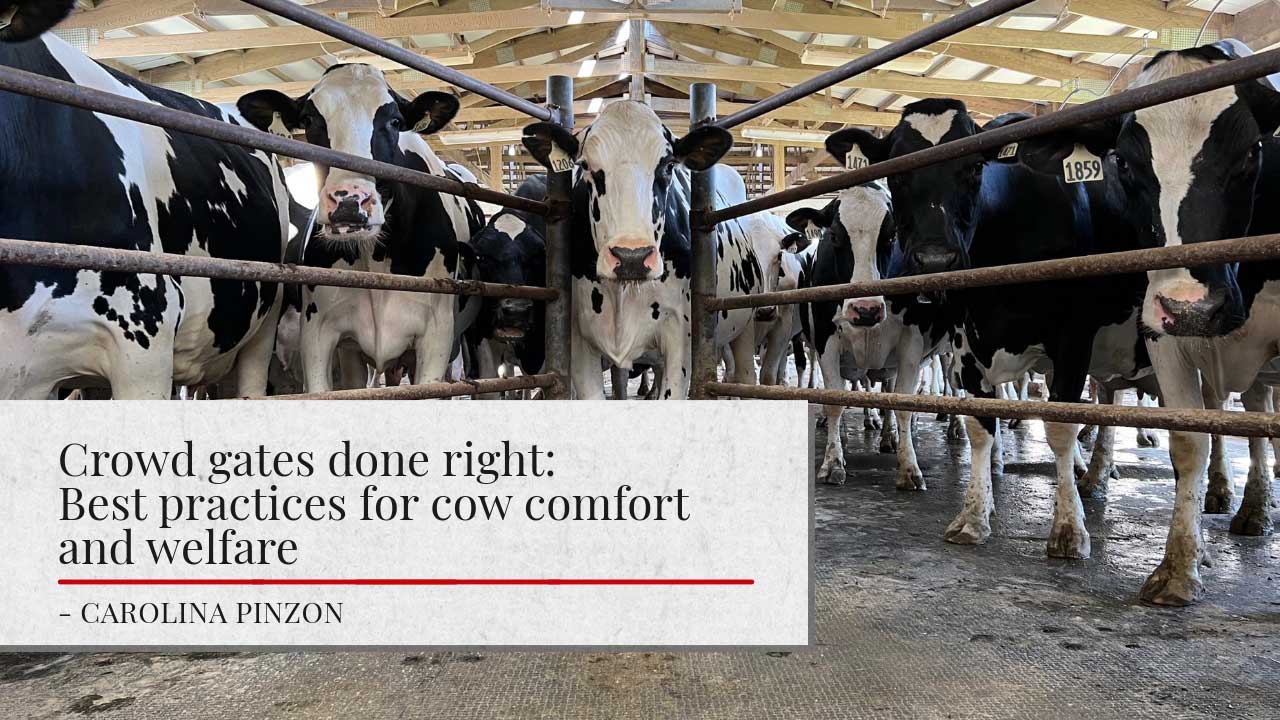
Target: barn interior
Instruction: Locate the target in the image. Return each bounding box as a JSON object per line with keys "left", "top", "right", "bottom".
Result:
{"left": 1, "top": 0, "right": 1279, "bottom": 718}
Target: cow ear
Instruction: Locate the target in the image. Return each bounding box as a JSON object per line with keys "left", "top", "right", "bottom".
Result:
{"left": 675, "top": 125, "right": 733, "bottom": 171}
{"left": 1241, "top": 76, "right": 1280, "bottom": 137}
{"left": 1000, "top": 115, "right": 1124, "bottom": 175}
{"left": 402, "top": 91, "right": 459, "bottom": 135}
{"left": 780, "top": 231, "right": 809, "bottom": 253}
{"left": 826, "top": 128, "right": 888, "bottom": 169}
{"left": 0, "top": 0, "right": 75, "bottom": 43}
{"left": 522, "top": 122, "right": 579, "bottom": 170}
{"left": 237, "top": 90, "right": 302, "bottom": 134}
{"left": 785, "top": 207, "right": 827, "bottom": 234}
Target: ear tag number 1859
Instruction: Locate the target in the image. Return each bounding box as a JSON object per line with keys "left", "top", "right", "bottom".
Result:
{"left": 845, "top": 148, "right": 869, "bottom": 171}
{"left": 1063, "top": 144, "right": 1103, "bottom": 184}
{"left": 548, "top": 145, "right": 575, "bottom": 173}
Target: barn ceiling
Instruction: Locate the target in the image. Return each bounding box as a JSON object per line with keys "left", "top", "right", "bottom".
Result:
{"left": 54, "top": 0, "right": 1280, "bottom": 195}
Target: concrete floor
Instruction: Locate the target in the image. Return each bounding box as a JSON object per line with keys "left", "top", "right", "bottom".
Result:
{"left": 2, "top": 407, "right": 1278, "bottom": 719}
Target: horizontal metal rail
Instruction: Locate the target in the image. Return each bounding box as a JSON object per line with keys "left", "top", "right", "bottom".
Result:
{"left": 704, "top": 47, "right": 1280, "bottom": 225}
{"left": 709, "top": 384, "right": 1280, "bottom": 438}
{"left": 0, "top": 64, "right": 546, "bottom": 215}
{"left": 708, "top": 233, "right": 1280, "bottom": 311}
{"left": 715, "top": 0, "right": 1037, "bottom": 130}
{"left": 0, "top": 238, "right": 558, "bottom": 300}
{"left": 260, "top": 374, "right": 557, "bottom": 401}
{"left": 237, "top": 0, "right": 553, "bottom": 122}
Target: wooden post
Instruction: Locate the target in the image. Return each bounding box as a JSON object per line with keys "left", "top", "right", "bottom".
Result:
{"left": 488, "top": 143, "right": 503, "bottom": 192}
{"left": 772, "top": 142, "right": 786, "bottom": 193}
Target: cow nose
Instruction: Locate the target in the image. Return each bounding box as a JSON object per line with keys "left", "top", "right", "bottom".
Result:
{"left": 910, "top": 248, "right": 959, "bottom": 275}
{"left": 755, "top": 307, "right": 778, "bottom": 323}
{"left": 845, "top": 299, "right": 885, "bottom": 326}
{"left": 324, "top": 184, "right": 374, "bottom": 221}
{"left": 1154, "top": 290, "right": 1234, "bottom": 337}
{"left": 609, "top": 246, "right": 658, "bottom": 280}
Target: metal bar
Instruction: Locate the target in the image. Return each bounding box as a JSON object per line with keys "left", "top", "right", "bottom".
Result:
{"left": 708, "top": 384, "right": 1280, "bottom": 438}
{"left": 235, "top": 0, "right": 553, "bottom": 121}
{"left": 705, "top": 47, "right": 1280, "bottom": 224}
{"left": 689, "top": 82, "right": 719, "bottom": 400}
{"left": 0, "top": 64, "right": 546, "bottom": 214}
{"left": 260, "top": 374, "right": 558, "bottom": 401}
{"left": 714, "top": 0, "right": 1037, "bottom": 130}
{"left": 542, "top": 75, "right": 575, "bottom": 400}
{"left": 708, "top": 233, "right": 1280, "bottom": 311}
{"left": 0, "top": 238, "right": 559, "bottom": 300}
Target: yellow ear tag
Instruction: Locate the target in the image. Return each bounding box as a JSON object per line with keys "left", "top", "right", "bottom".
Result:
{"left": 845, "top": 147, "right": 869, "bottom": 171}
{"left": 1062, "top": 144, "right": 1104, "bottom": 184}
{"left": 548, "top": 144, "right": 575, "bottom": 173}
{"left": 997, "top": 143, "right": 1018, "bottom": 160}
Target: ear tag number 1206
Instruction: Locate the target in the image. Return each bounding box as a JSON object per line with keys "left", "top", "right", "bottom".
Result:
{"left": 1063, "top": 144, "right": 1103, "bottom": 184}
{"left": 548, "top": 145, "right": 575, "bottom": 173}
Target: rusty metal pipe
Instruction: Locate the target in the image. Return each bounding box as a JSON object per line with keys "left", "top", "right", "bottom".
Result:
{"left": 0, "top": 64, "right": 547, "bottom": 215}
{"left": 258, "top": 374, "right": 558, "bottom": 401}
{"left": 0, "top": 237, "right": 558, "bottom": 300}
{"left": 708, "top": 384, "right": 1280, "bottom": 438}
{"left": 705, "top": 47, "right": 1280, "bottom": 225}
{"left": 707, "top": 233, "right": 1280, "bottom": 311}
{"left": 236, "top": 0, "right": 553, "bottom": 121}
{"left": 715, "top": 0, "right": 1038, "bottom": 130}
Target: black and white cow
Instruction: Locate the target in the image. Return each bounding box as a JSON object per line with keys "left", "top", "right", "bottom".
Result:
{"left": 237, "top": 65, "right": 484, "bottom": 392}
{"left": 0, "top": 10, "right": 291, "bottom": 398}
{"left": 755, "top": 228, "right": 815, "bottom": 386}
{"left": 786, "top": 175, "right": 954, "bottom": 490}
{"left": 521, "top": 101, "right": 782, "bottom": 399}
{"left": 1012, "top": 40, "right": 1280, "bottom": 605}
{"left": 468, "top": 173, "right": 548, "bottom": 386}
{"left": 829, "top": 99, "right": 1152, "bottom": 562}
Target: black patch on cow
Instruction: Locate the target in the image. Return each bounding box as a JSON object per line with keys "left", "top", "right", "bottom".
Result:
{"left": 305, "top": 302, "right": 318, "bottom": 321}
{"left": 650, "top": 302, "right": 660, "bottom": 320}
{"left": 591, "top": 287, "right": 604, "bottom": 314}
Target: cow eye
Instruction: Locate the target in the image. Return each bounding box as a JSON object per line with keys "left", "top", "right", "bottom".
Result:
{"left": 1113, "top": 152, "right": 1129, "bottom": 173}
{"left": 389, "top": 117, "right": 404, "bottom": 131}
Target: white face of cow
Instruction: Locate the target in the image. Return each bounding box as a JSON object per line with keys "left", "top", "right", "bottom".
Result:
{"left": 522, "top": 101, "right": 734, "bottom": 281}
{"left": 836, "top": 182, "right": 893, "bottom": 326}
{"left": 237, "top": 64, "right": 460, "bottom": 249}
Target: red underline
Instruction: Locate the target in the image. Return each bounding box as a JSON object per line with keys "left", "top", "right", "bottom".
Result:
{"left": 58, "top": 578, "right": 755, "bottom": 586}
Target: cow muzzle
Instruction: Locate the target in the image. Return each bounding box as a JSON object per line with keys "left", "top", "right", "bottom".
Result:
{"left": 754, "top": 307, "right": 778, "bottom": 323}
{"left": 909, "top": 247, "right": 960, "bottom": 276}
{"left": 493, "top": 298, "right": 534, "bottom": 341}
{"left": 843, "top": 298, "right": 886, "bottom": 327}
{"left": 1150, "top": 285, "right": 1240, "bottom": 338}
{"left": 602, "top": 240, "right": 661, "bottom": 281}
{"left": 319, "top": 179, "right": 383, "bottom": 241}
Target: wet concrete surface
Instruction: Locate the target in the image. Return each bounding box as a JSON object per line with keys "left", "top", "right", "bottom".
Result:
{"left": 1, "top": 407, "right": 1278, "bottom": 719}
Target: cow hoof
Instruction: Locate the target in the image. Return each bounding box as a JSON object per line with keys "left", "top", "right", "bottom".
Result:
{"left": 815, "top": 416, "right": 828, "bottom": 429}
{"left": 1047, "top": 524, "right": 1091, "bottom": 560}
{"left": 1203, "top": 485, "right": 1235, "bottom": 515}
{"left": 819, "top": 464, "right": 847, "bottom": 486}
{"left": 878, "top": 437, "right": 897, "bottom": 454}
{"left": 935, "top": 412, "right": 949, "bottom": 422}
{"left": 1139, "top": 563, "right": 1203, "bottom": 607}
{"left": 1078, "top": 425, "right": 1098, "bottom": 443}
{"left": 896, "top": 467, "right": 925, "bottom": 491}
{"left": 863, "top": 417, "right": 881, "bottom": 432}
{"left": 991, "top": 459, "right": 1004, "bottom": 477}
{"left": 1109, "top": 465, "right": 1120, "bottom": 481}
{"left": 1007, "top": 418, "right": 1022, "bottom": 430}
{"left": 944, "top": 516, "right": 990, "bottom": 545}
{"left": 1076, "top": 473, "right": 1108, "bottom": 500}
{"left": 1136, "top": 430, "right": 1159, "bottom": 448}
{"left": 1229, "top": 503, "right": 1275, "bottom": 536}
{"left": 947, "top": 420, "right": 966, "bottom": 443}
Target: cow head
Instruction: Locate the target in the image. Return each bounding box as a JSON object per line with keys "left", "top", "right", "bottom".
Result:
{"left": 1011, "top": 41, "right": 1280, "bottom": 338}
{"left": 787, "top": 180, "right": 895, "bottom": 328}
{"left": 0, "top": 0, "right": 73, "bottom": 42}
{"left": 825, "top": 100, "right": 983, "bottom": 277}
{"left": 472, "top": 176, "right": 547, "bottom": 342}
{"left": 522, "top": 101, "right": 733, "bottom": 281}
{"left": 237, "top": 64, "right": 459, "bottom": 249}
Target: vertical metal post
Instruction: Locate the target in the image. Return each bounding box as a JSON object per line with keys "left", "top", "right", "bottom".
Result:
{"left": 689, "top": 82, "right": 718, "bottom": 400}
{"left": 543, "top": 75, "right": 575, "bottom": 400}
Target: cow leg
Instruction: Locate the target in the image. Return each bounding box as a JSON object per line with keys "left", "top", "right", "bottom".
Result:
{"left": 990, "top": 405, "right": 1004, "bottom": 476}
{"left": 945, "top": 414, "right": 996, "bottom": 545}
{"left": 729, "top": 324, "right": 758, "bottom": 386}
{"left": 1077, "top": 385, "right": 1118, "bottom": 498}
{"left": 569, "top": 330, "right": 605, "bottom": 400}
{"left": 1199, "top": 383, "right": 1235, "bottom": 513}
{"left": 1047, "top": 420, "right": 1091, "bottom": 559}
{"left": 1007, "top": 375, "right": 1030, "bottom": 429}
{"left": 817, "top": 344, "right": 847, "bottom": 485}
{"left": 760, "top": 323, "right": 789, "bottom": 386}
{"left": 1141, "top": 346, "right": 1210, "bottom": 606}
{"left": 879, "top": 373, "right": 898, "bottom": 454}
{"left": 1272, "top": 386, "right": 1280, "bottom": 478}
{"left": 230, "top": 300, "right": 280, "bottom": 398}
{"left": 1231, "top": 381, "right": 1276, "bottom": 536}
{"left": 893, "top": 343, "right": 925, "bottom": 491}
{"left": 335, "top": 345, "right": 368, "bottom": 390}
{"left": 636, "top": 369, "right": 652, "bottom": 399}
{"left": 474, "top": 340, "right": 501, "bottom": 400}
{"left": 859, "top": 380, "right": 881, "bottom": 431}
{"left": 610, "top": 366, "right": 628, "bottom": 400}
